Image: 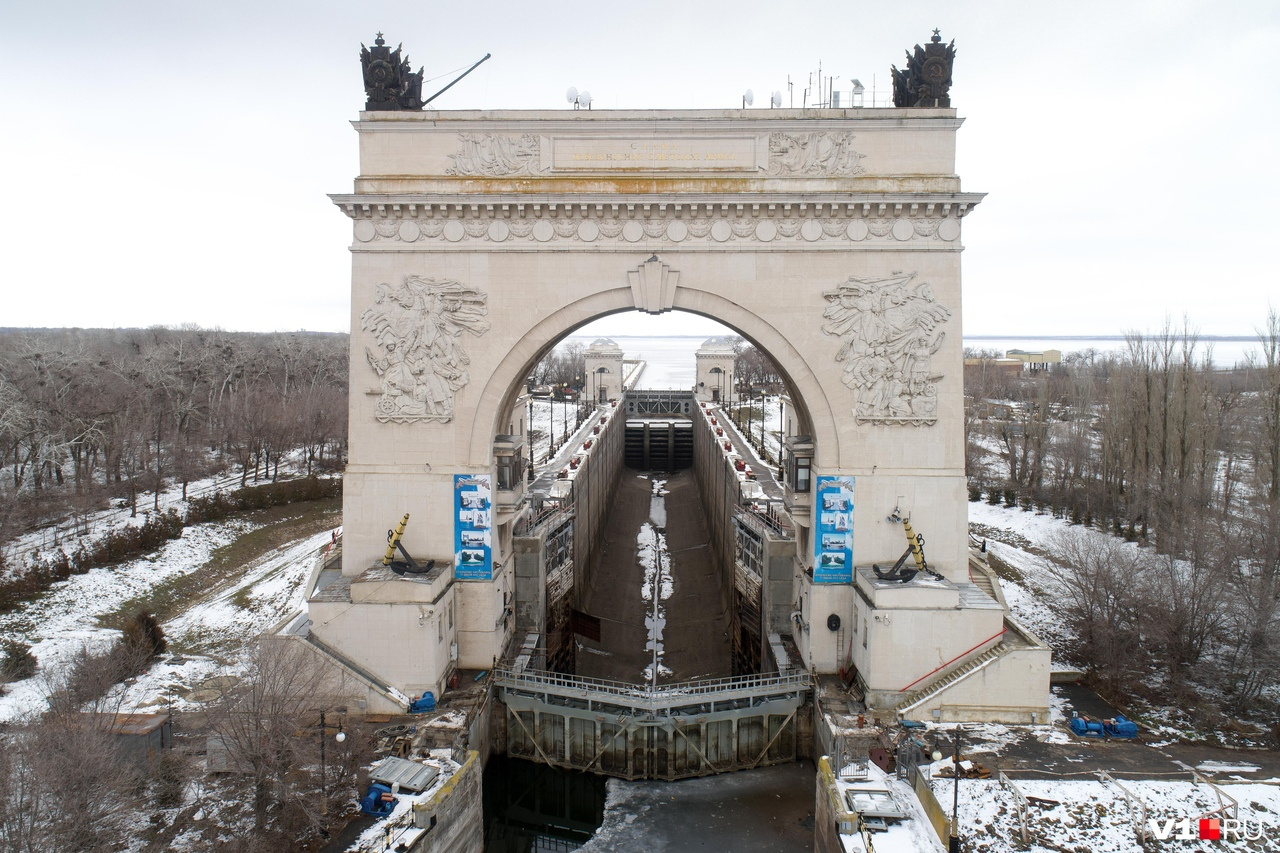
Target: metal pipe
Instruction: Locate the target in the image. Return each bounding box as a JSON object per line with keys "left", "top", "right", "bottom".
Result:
{"left": 423, "top": 53, "right": 492, "bottom": 105}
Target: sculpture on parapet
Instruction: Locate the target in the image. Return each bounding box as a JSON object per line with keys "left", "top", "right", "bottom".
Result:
{"left": 891, "top": 29, "right": 955, "bottom": 108}
{"left": 360, "top": 33, "right": 425, "bottom": 111}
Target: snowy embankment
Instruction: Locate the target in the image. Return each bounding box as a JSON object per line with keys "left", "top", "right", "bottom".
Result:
{"left": 966, "top": 499, "right": 1080, "bottom": 655}
{"left": 0, "top": 513, "right": 335, "bottom": 722}
{"left": 932, "top": 776, "right": 1280, "bottom": 853}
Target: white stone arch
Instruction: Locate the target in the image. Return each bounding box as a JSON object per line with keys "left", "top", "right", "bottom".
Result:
{"left": 464, "top": 285, "right": 839, "bottom": 470}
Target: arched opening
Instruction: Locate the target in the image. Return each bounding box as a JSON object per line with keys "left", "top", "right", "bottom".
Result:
{"left": 480, "top": 308, "right": 813, "bottom": 686}
{"left": 464, "top": 292, "right": 836, "bottom": 470}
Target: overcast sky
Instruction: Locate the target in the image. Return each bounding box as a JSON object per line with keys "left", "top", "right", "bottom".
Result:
{"left": 1, "top": 1, "right": 1276, "bottom": 339}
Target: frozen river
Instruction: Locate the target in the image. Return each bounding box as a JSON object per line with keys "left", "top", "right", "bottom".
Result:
{"left": 567, "top": 335, "right": 706, "bottom": 390}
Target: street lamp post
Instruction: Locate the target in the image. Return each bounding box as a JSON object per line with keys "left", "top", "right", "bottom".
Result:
{"left": 317, "top": 709, "right": 348, "bottom": 826}
{"left": 949, "top": 726, "right": 962, "bottom": 853}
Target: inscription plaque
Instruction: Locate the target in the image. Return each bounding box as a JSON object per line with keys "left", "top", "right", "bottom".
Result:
{"left": 550, "top": 136, "right": 761, "bottom": 172}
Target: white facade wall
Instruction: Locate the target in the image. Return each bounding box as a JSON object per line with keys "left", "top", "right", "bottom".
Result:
{"left": 305, "top": 107, "right": 1048, "bottom": 719}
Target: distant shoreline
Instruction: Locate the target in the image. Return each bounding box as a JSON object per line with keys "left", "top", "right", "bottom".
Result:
{"left": 963, "top": 334, "right": 1258, "bottom": 342}
{"left": 569, "top": 333, "right": 1262, "bottom": 342}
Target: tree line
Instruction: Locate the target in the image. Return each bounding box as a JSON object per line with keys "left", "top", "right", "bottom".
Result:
{"left": 966, "top": 313, "right": 1280, "bottom": 718}
{"left": 0, "top": 326, "right": 349, "bottom": 553}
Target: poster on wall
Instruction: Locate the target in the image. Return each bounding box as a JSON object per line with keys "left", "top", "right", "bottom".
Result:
{"left": 813, "top": 476, "right": 855, "bottom": 583}
{"left": 454, "top": 474, "right": 493, "bottom": 580}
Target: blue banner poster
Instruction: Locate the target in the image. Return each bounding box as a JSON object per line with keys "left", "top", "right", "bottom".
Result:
{"left": 813, "top": 476, "right": 855, "bottom": 583}
{"left": 454, "top": 474, "right": 493, "bottom": 580}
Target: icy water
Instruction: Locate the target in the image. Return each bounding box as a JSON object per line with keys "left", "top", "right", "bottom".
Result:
{"left": 567, "top": 335, "right": 704, "bottom": 389}
{"left": 563, "top": 334, "right": 1267, "bottom": 377}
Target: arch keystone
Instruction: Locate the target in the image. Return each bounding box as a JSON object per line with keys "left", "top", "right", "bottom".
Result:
{"left": 627, "top": 256, "right": 679, "bottom": 315}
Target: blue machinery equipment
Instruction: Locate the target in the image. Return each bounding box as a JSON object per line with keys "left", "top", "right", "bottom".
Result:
{"left": 1069, "top": 714, "right": 1138, "bottom": 739}
{"left": 359, "top": 783, "right": 397, "bottom": 817}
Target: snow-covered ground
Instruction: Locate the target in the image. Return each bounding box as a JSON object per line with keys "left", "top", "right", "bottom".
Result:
{"left": 941, "top": 500, "right": 1280, "bottom": 849}
{"left": 931, "top": 775, "right": 1280, "bottom": 852}
{"left": 0, "top": 514, "right": 335, "bottom": 721}
{"left": 966, "top": 499, "right": 1082, "bottom": 655}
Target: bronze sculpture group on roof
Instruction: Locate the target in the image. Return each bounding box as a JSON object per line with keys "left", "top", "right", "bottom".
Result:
{"left": 892, "top": 30, "right": 956, "bottom": 108}
{"left": 360, "top": 33, "right": 425, "bottom": 111}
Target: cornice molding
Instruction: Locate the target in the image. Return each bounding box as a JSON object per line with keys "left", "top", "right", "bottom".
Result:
{"left": 332, "top": 193, "right": 982, "bottom": 248}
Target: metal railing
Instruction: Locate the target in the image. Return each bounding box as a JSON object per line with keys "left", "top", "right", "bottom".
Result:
{"left": 494, "top": 667, "right": 811, "bottom": 712}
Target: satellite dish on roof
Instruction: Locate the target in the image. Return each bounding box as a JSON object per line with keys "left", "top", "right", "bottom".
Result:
{"left": 743, "top": 89, "right": 754, "bottom": 107}
{"left": 578, "top": 90, "right": 592, "bottom": 108}
{"left": 566, "top": 86, "right": 578, "bottom": 104}
{"left": 771, "top": 90, "right": 782, "bottom": 108}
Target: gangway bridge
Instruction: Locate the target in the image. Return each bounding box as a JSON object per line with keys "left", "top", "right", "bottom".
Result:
{"left": 495, "top": 667, "right": 812, "bottom": 781}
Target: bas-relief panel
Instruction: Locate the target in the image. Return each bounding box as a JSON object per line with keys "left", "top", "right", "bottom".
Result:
{"left": 821, "top": 272, "right": 951, "bottom": 425}
{"left": 360, "top": 276, "right": 490, "bottom": 423}
{"left": 438, "top": 130, "right": 867, "bottom": 177}
{"left": 354, "top": 215, "right": 962, "bottom": 246}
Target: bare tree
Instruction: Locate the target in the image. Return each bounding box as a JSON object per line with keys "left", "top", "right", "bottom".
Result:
{"left": 1043, "top": 528, "right": 1150, "bottom": 693}
{"left": 1249, "top": 307, "right": 1280, "bottom": 502}
{"left": 0, "top": 638, "right": 152, "bottom": 853}
{"left": 201, "top": 641, "right": 339, "bottom": 836}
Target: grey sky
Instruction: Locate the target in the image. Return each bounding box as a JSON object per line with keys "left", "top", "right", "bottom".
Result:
{"left": 1, "top": 1, "right": 1275, "bottom": 338}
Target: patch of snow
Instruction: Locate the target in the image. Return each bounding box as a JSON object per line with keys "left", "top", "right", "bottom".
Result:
{"left": 1195, "top": 760, "right": 1260, "bottom": 774}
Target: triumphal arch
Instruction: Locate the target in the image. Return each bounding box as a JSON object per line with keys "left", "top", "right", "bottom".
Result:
{"left": 293, "top": 37, "right": 1049, "bottom": 723}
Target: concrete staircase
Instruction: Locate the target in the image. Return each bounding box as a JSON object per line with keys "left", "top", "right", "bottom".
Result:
{"left": 969, "top": 568, "right": 997, "bottom": 600}
{"left": 893, "top": 641, "right": 1009, "bottom": 716}
{"left": 967, "top": 553, "right": 1006, "bottom": 608}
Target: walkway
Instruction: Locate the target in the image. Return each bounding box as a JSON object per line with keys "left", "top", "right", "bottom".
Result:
{"left": 708, "top": 404, "right": 784, "bottom": 502}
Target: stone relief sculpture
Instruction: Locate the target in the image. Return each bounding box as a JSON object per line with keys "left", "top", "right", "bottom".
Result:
{"left": 821, "top": 272, "right": 951, "bottom": 425}
{"left": 891, "top": 30, "right": 956, "bottom": 108}
{"left": 767, "top": 132, "right": 865, "bottom": 176}
{"left": 446, "top": 133, "right": 548, "bottom": 176}
{"left": 361, "top": 277, "right": 490, "bottom": 423}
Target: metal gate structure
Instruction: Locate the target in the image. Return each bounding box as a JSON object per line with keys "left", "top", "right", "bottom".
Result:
{"left": 495, "top": 668, "right": 811, "bottom": 781}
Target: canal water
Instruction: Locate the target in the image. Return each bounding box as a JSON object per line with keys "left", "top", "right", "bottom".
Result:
{"left": 483, "top": 755, "right": 607, "bottom": 852}
{"left": 483, "top": 755, "right": 817, "bottom": 852}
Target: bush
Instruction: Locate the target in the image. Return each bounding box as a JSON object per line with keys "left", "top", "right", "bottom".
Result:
{"left": 121, "top": 611, "right": 167, "bottom": 663}
{"left": 967, "top": 484, "right": 982, "bottom": 502}
{"left": 152, "top": 751, "right": 187, "bottom": 809}
{"left": 185, "top": 477, "right": 341, "bottom": 525}
{"left": 1, "top": 639, "right": 38, "bottom": 682}
{"left": 1003, "top": 489, "right": 1017, "bottom": 508}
